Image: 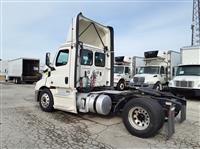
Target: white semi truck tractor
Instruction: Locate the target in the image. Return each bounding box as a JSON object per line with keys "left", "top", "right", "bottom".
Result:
{"left": 114, "top": 56, "right": 144, "bottom": 90}
{"left": 35, "top": 13, "right": 186, "bottom": 138}
{"left": 130, "top": 50, "right": 180, "bottom": 91}
{"left": 169, "top": 46, "right": 200, "bottom": 97}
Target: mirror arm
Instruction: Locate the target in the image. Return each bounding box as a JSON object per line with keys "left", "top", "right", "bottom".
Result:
{"left": 47, "top": 65, "right": 55, "bottom": 71}
{"left": 50, "top": 66, "right": 55, "bottom": 71}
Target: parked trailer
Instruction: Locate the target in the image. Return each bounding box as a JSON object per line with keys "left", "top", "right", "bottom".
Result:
{"left": 114, "top": 56, "right": 144, "bottom": 90}
{"left": 35, "top": 13, "right": 186, "bottom": 138}
{"left": 8, "top": 58, "right": 41, "bottom": 83}
{"left": 0, "top": 60, "right": 8, "bottom": 81}
{"left": 169, "top": 46, "right": 200, "bottom": 97}
{"left": 129, "top": 50, "right": 180, "bottom": 90}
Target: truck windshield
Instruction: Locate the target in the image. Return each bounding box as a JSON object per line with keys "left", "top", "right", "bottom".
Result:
{"left": 138, "top": 66, "right": 159, "bottom": 74}
{"left": 114, "top": 66, "right": 124, "bottom": 74}
{"left": 176, "top": 65, "right": 200, "bottom": 76}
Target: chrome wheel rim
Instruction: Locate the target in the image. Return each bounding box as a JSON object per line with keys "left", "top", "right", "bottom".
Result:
{"left": 41, "top": 93, "right": 50, "bottom": 108}
{"left": 128, "top": 106, "right": 150, "bottom": 130}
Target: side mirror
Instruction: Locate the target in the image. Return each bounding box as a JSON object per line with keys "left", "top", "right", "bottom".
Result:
{"left": 45, "top": 52, "right": 51, "bottom": 67}
{"left": 45, "top": 52, "right": 55, "bottom": 71}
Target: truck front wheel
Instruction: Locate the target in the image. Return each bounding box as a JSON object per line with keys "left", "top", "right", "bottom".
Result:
{"left": 117, "top": 80, "right": 125, "bottom": 91}
{"left": 153, "top": 82, "right": 162, "bottom": 91}
{"left": 122, "top": 98, "right": 164, "bottom": 138}
{"left": 39, "top": 89, "right": 54, "bottom": 112}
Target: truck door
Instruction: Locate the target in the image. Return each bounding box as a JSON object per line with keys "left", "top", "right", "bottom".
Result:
{"left": 47, "top": 49, "right": 77, "bottom": 113}
{"left": 160, "top": 66, "right": 167, "bottom": 84}
{"left": 125, "top": 67, "right": 131, "bottom": 83}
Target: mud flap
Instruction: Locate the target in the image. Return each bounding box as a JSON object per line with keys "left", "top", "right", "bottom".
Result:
{"left": 165, "top": 102, "right": 175, "bottom": 140}
{"left": 180, "top": 104, "right": 186, "bottom": 123}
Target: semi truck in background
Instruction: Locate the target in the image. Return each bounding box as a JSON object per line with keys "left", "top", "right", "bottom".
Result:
{"left": 114, "top": 56, "right": 144, "bottom": 90}
{"left": 7, "top": 58, "right": 41, "bottom": 84}
{"left": 35, "top": 13, "right": 186, "bottom": 138}
{"left": 129, "top": 50, "right": 180, "bottom": 90}
{"left": 169, "top": 46, "right": 200, "bottom": 97}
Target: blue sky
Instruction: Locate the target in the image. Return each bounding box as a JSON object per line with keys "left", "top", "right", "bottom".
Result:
{"left": 1, "top": 0, "right": 192, "bottom": 64}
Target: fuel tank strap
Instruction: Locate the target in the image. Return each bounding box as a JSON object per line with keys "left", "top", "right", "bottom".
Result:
{"left": 93, "top": 93, "right": 102, "bottom": 113}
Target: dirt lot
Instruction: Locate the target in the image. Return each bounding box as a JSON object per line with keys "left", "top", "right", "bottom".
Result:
{"left": 0, "top": 83, "right": 200, "bottom": 149}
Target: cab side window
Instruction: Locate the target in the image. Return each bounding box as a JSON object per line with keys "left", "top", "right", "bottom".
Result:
{"left": 56, "top": 50, "right": 69, "bottom": 66}
{"left": 80, "top": 49, "right": 93, "bottom": 66}
{"left": 95, "top": 52, "right": 105, "bottom": 67}
{"left": 125, "top": 67, "right": 130, "bottom": 74}
{"left": 160, "top": 66, "right": 165, "bottom": 74}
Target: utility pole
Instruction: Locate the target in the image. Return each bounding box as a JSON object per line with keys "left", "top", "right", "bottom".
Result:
{"left": 191, "top": 0, "right": 200, "bottom": 46}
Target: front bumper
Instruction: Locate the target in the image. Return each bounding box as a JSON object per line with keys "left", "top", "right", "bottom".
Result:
{"left": 129, "top": 82, "right": 153, "bottom": 88}
{"left": 169, "top": 87, "right": 200, "bottom": 97}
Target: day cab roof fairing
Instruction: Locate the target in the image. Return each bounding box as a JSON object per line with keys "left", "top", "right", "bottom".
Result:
{"left": 177, "top": 64, "right": 200, "bottom": 67}
{"left": 74, "top": 13, "right": 114, "bottom": 88}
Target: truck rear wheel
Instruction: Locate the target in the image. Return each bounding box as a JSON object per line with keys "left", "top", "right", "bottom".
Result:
{"left": 14, "top": 78, "right": 21, "bottom": 84}
{"left": 39, "top": 89, "right": 54, "bottom": 112}
{"left": 117, "top": 80, "right": 125, "bottom": 91}
{"left": 122, "top": 98, "right": 165, "bottom": 138}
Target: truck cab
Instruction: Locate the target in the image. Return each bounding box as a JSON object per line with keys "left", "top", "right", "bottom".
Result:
{"left": 169, "top": 46, "right": 200, "bottom": 97}
{"left": 130, "top": 51, "right": 168, "bottom": 90}
{"left": 35, "top": 13, "right": 113, "bottom": 113}
{"left": 114, "top": 56, "right": 144, "bottom": 90}
{"left": 114, "top": 56, "right": 132, "bottom": 90}
{"left": 130, "top": 50, "right": 180, "bottom": 90}
{"left": 132, "top": 65, "right": 167, "bottom": 90}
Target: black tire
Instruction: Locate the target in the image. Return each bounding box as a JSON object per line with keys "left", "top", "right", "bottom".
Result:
{"left": 153, "top": 82, "right": 162, "bottom": 91}
{"left": 122, "top": 98, "right": 165, "bottom": 138}
{"left": 39, "top": 89, "right": 54, "bottom": 112}
{"left": 16, "top": 78, "right": 21, "bottom": 84}
{"left": 14, "top": 78, "right": 21, "bottom": 84}
{"left": 117, "top": 80, "right": 125, "bottom": 91}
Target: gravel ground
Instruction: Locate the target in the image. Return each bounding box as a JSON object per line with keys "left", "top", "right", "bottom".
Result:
{"left": 0, "top": 83, "right": 199, "bottom": 149}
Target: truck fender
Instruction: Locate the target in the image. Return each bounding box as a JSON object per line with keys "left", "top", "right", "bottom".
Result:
{"left": 117, "top": 78, "right": 125, "bottom": 84}
{"left": 113, "top": 96, "right": 136, "bottom": 113}
{"left": 153, "top": 81, "right": 162, "bottom": 90}
{"left": 37, "top": 86, "right": 51, "bottom": 101}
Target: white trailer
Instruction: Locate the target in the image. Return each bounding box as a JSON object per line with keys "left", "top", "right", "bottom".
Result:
{"left": 0, "top": 60, "right": 8, "bottom": 81}
{"left": 169, "top": 46, "right": 200, "bottom": 97}
{"left": 114, "top": 56, "right": 144, "bottom": 90}
{"left": 129, "top": 50, "right": 180, "bottom": 90}
{"left": 35, "top": 13, "right": 186, "bottom": 138}
{"left": 8, "top": 58, "right": 41, "bottom": 83}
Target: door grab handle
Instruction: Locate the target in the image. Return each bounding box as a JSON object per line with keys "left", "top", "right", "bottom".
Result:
{"left": 65, "top": 77, "right": 68, "bottom": 84}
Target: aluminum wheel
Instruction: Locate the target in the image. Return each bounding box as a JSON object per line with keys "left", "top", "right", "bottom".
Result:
{"left": 128, "top": 106, "right": 150, "bottom": 130}
{"left": 40, "top": 93, "right": 50, "bottom": 108}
